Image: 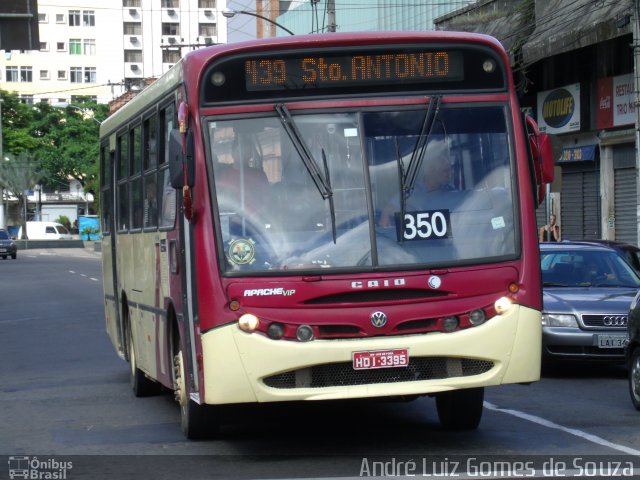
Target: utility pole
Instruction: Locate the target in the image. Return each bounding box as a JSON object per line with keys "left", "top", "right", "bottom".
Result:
{"left": 327, "top": 0, "right": 336, "bottom": 32}
{"left": 634, "top": 0, "right": 640, "bottom": 245}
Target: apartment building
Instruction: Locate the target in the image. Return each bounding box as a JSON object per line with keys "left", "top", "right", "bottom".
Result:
{"left": 0, "top": 0, "right": 228, "bottom": 104}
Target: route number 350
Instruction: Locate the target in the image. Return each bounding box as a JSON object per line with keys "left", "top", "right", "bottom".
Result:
{"left": 399, "top": 210, "right": 450, "bottom": 241}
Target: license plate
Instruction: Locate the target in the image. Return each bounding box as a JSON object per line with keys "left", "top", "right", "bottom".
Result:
{"left": 597, "top": 334, "right": 627, "bottom": 348}
{"left": 352, "top": 349, "right": 409, "bottom": 370}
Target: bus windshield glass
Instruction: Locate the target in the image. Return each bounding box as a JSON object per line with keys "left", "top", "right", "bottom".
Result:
{"left": 209, "top": 103, "right": 516, "bottom": 273}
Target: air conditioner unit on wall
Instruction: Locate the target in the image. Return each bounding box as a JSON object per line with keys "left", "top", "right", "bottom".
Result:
{"left": 130, "top": 36, "right": 138, "bottom": 43}
{"left": 168, "top": 9, "right": 176, "bottom": 15}
{"left": 168, "top": 37, "right": 177, "bottom": 44}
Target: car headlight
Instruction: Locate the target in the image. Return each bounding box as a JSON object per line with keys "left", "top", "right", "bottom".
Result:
{"left": 541, "top": 313, "right": 578, "bottom": 327}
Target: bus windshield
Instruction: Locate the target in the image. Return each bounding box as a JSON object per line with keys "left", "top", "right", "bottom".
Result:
{"left": 209, "top": 103, "right": 516, "bottom": 273}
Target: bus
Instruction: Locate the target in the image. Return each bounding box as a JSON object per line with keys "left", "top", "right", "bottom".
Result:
{"left": 99, "top": 31, "right": 555, "bottom": 439}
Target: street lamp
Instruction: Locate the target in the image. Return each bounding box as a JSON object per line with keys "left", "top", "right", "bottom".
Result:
{"left": 222, "top": 9, "right": 295, "bottom": 36}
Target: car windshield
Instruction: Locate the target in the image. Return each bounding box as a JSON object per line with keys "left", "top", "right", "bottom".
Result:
{"left": 0, "top": 230, "right": 8, "bottom": 240}
{"left": 541, "top": 249, "right": 640, "bottom": 288}
{"left": 208, "top": 104, "right": 517, "bottom": 274}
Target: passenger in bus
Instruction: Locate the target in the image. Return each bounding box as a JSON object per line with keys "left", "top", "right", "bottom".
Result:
{"left": 217, "top": 134, "right": 271, "bottom": 218}
{"left": 378, "top": 138, "right": 453, "bottom": 228}
{"left": 143, "top": 181, "right": 158, "bottom": 228}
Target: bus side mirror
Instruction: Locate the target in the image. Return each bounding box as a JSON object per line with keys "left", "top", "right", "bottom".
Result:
{"left": 525, "top": 115, "right": 556, "bottom": 206}
{"left": 168, "top": 129, "right": 195, "bottom": 189}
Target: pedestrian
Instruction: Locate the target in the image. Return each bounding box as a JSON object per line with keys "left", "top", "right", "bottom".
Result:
{"left": 539, "top": 213, "right": 560, "bottom": 242}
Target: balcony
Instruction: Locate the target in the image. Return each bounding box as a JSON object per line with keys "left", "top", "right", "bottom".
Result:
{"left": 124, "top": 35, "right": 142, "bottom": 49}
{"left": 124, "top": 8, "right": 141, "bottom": 21}
{"left": 161, "top": 35, "right": 181, "bottom": 46}
{"left": 125, "top": 62, "right": 143, "bottom": 77}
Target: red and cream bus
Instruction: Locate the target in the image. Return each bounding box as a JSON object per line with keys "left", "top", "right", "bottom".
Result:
{"left": 99, "top": 31, "right": 555, "bottom": 438}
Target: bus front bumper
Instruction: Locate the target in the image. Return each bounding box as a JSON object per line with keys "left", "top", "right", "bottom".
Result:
{"left": 200, "top": 304, "right": 541, "bottom": 404}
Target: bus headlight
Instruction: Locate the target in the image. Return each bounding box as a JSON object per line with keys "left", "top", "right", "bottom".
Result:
{"left": 494, "top": 296, "right": 514, "bottom": 315}
{"left": 442, "top": 316, "right": 459, "bottom": 332}
{"left": 267, "top": 322, "right": 285, "bottom": 340}
{"left": 296, "top": 325, "right": 314, "bottom": 342}
{"left": 238, "top": 313, "right": 259, "bottom": 332}
{"left": 469, "top": 309, "right": 486, "bottom": 326}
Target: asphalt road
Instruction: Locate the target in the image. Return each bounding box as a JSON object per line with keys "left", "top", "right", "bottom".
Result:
{"left": 1, "top": 248, "right": 640, "bottom": 479}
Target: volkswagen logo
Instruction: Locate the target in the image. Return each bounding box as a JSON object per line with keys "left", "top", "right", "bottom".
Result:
{"left": 603, "top": 315, "right": 627, "bottom": 327}
{"left": 370, "top": 311, "right": 388, "bottom": 328}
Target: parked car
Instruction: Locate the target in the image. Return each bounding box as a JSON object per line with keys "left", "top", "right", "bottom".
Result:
{"left": 0, "top": 229, "right": 17, "bottom": 259}
{"left": 627, "top": 292, "right": 640, "bottom": 409}
{"left": 558, "top": 239, "right": 640, "bottom": 276}
{"left": 540, "top": 242, "right": 640, "bottom": 364}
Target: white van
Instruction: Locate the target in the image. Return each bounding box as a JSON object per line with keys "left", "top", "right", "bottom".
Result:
{"left": 19, "top": 221, "right": 73, "bottom": 240}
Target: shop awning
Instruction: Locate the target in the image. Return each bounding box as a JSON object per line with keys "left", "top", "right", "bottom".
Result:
{"left": 522, "top": 0, "right": 632, "bottom": 66}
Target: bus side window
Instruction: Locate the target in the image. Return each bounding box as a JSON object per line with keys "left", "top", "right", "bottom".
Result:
{"left": 159, "top": 168, "right": 176, "bottom": 228}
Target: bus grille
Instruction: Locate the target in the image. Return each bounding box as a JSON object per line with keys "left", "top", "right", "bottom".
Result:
{"left": 263, "top": 357, "right": 494, "bottom": 389}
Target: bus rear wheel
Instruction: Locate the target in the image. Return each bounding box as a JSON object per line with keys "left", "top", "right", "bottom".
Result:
{"left": 126, "top": 322, "right": 161, "bottom": 397}
{"left": 435, "top": 387, "right": 484, "bottom": 430}
{"left": 174, "top": 350, "right": 220, "bottom": 439}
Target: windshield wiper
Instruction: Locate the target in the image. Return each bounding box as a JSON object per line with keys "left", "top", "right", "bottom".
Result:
{"left": 321, "top": 148, "right": 337, "bottom": 244}
{"left": 403, "top": 96, "right": 442, "bottom": 196}
{"left": 394, "top": 137, "right": 407, "bottom": 242}
{"left": 275, "top": 104, "right": 332, "bottom": 199}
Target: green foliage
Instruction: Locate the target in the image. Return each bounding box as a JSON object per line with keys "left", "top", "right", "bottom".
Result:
{"left": 55, "top": 215, "right": 72, "bottom": 231}
{"left": 0, "top": 153, "right": 44, "bottom": 238}
{"left": 0, "top": 90, "right": 107, "bottom": 206}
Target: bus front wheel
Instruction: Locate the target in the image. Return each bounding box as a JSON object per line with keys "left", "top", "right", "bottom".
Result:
{"left": 174, "top": 350, "right": 220, "bottom": 439}
{"left": 435, "top": 387, "right": 484, "bottom": 430}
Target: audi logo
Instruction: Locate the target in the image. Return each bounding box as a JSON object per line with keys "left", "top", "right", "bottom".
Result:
{"left": 603, "top": 315, "right": 627, "bottom": 327}
{"left": 370, "top": 311, "right": 388, "bottom": 328}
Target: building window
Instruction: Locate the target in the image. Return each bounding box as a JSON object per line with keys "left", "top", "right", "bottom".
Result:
{"left": 123, "top": 22, "right": 142, "bottom": 35}
{"left": 162, "top": 50, "right": 181, "bottom": 63}
{"left": 20, "top": 96, "right": 34, "bottom": 105}
{"left": 123, "top": 0, "right": 141, "bottom": 6}
{"left": 84, "top": 39, "right": 96, "bottom": 55}
{"left": 40, "top": 70, "right": 50, "bottom": 80}
{"left": 162, "top": 23, "right": 180, "bottom": 35}
{"left": 69, "top": 39, "right": 82, "bottom": 55}
{"left": 83, "top": 11, "right": 95, "bottom": 26}
{"left": 20, "top": 67, "right": 32, "bottom": 82}
{"left": 38, "top": 13, "right": 47, "bottom": 23}
{"left": 6, "top": 66, "right": 18, "bottom": 82}
{"left": 84, "top": 67, "right": 96, "bottom": 83}
{"left": 56, "top": 13, "right": 65, "bottom": 23}
{"left": 57, "top": 70, "right": 67, "bottom": 80}
{"left": 71, "top": 95, "right": 97, "bottom": 103}
{"left": 39, "top": 42, "right": 48, "bottom": 51}
{"left": 69, "top": 10, "right": 80, "bottom": 26}
{"left": 70, "top": 67, "right": 82, "bottom": 83}
{"left": 198, "top": 0, "right": 215, "bottom": 7}
{"left": 199, "top": 23, "right": 216, "bottom": 36}
{"left": 124, "top": 50, "right": 143, "bottom": 62}
{"left": 161, "top": 0, "right": 179, "bottom": 7}
{"left": 56, "top": 42, "right": 66, "bottom": 51}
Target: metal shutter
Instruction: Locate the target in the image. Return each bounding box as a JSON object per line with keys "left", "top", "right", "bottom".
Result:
{"left": 561, "top": 165, "right": 600, "bottom": 240}
{"left": 613, "top": 144, "right": 636, "bottom": 244}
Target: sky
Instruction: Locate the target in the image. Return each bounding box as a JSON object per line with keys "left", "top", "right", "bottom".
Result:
{"left": 226, "top": 0, "right": 258, "bottom": 43}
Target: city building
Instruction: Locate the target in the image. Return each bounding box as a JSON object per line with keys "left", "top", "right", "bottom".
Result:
{"left": 436, "top": 0, "right": 637, "bottom": 244}
{"left": 0, "top": 0, "right": 228, "bottom": 104}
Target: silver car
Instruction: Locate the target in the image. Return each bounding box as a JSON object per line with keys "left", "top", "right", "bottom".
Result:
{"left": 540, "top": 242, "right": 640, "bottom": 363}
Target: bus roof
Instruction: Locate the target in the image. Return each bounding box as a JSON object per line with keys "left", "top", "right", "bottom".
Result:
{"left": 100, "top": 31, "right": 508, "bottom": 138}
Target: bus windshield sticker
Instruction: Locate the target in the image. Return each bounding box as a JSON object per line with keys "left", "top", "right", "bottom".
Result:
{"left": 227, "top": 238, "right": 256, "bottom": 265}
{"left": 491, "top": 216, "right": 506, "bottom": 229}
{"left": 396, "top": 209, "right": 451, "bottom": 242}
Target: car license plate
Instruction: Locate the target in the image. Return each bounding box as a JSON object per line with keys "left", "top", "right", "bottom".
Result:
{"left": 597, "top": 334, "right": 627, "bottom": 348}
{"left": 352, "top": 349, "right": 409, "bottom": 370}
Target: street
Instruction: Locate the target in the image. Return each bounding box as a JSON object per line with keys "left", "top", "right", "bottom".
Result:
{"left": 1, "top": 249, "right": 640, "bottom": 479}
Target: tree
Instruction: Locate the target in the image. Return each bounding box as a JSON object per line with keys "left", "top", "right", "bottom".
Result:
{"left": 0, "top": 90, "right": 107, "bottom": 201}
{"left": 0, "top": 154, "right": 43, "bottom": 239}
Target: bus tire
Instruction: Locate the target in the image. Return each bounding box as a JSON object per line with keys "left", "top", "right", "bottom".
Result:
{"left": 435, "top": 387, "right": 484, "bottom": 430}
{"left": 126, "top": 321, "right": 161, "bottom": 397}
{"left": 174, "top": 350, "right": 220, "bottom": 439}
{"left": 629, "top": 348, "right": 640, "bottom": 411}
